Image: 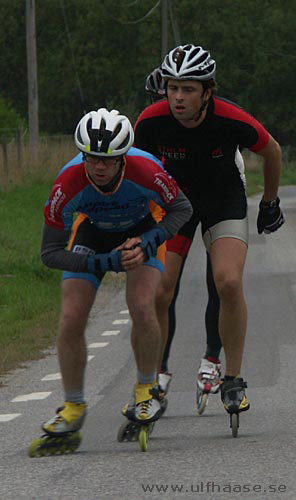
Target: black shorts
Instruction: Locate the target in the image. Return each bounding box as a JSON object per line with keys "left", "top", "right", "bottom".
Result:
{"left": 68, "top": 213, "right": 157, "bottom": 253}
{"left": 167, "top": 188, "right": 247, "bottom": 256}
{"left": 62, "top": 213, "right": 166, "bottom": 288}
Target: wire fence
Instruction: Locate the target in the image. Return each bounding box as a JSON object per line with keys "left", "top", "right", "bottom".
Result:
{"left": 1, "top": 128, "right": 295, "bottom": 188}
{"left": 0, "top": 129, "right": 77, "bottom": 186}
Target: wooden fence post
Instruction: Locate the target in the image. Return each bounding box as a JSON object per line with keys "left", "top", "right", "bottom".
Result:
{"left": 16, "top": 128, "right": 23, "bottom": 169}
{"left": 1, "top": 136, "right": 8, "bottom": 175}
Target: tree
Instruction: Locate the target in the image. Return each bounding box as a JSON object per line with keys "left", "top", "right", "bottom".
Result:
{"left": 0, "top": 96, "right": 25, "bottom": 132}
{"left": 0, "top": 0, "right": 295, "bottom": 145}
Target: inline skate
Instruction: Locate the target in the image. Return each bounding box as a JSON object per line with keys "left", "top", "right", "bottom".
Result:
{"left": 28, "top": 402, "right": 87, "bottom": 457}
{"left": 117, "top": 383, "right": 163, "bottom": 451}
{"left": 220, "top": 377, "right": 250, "bottom": 437}
{"left": 196, "top": 358, "right": 221, "bottom": 415}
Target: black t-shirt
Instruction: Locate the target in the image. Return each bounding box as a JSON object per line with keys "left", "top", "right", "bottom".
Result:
{"left": 134, "top": 96, "right": 269, "bottom": 218}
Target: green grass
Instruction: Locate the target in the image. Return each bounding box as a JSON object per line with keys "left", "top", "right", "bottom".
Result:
{"left": 0, "top": 180, "right": 62, "bottom": 378}
{"left": 0, "top": 158, "right": 295, "bottom": 381}
{"left": 246, "top": 160, "right": 296, "bottom": 197}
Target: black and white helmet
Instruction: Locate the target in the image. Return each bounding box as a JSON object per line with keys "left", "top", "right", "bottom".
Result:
{"left": 74, "top": 108, "right": 134, "bottom": 156}
{"left": 145, "top": 67, "right": 166, "bottom": 98}
{"left": 161, "top": 44, "right": 216, "bottom": 81}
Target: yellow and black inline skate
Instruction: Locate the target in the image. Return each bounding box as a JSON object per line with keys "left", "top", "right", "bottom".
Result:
{"left": 220, "top": 377, "right": 250, "bottom": 437}
{"left": 28, "top": 402, "right": 87, "bottom": 457}
{"left": 117, "top": 383, "right": 164, "bottom": 451}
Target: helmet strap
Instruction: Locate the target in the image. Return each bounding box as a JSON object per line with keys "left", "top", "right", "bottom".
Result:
{"left": 193, "top": 89, "right": 211, "bottom": 122}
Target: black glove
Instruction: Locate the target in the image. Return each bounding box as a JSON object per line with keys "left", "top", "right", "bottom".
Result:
{"left": 139, "top": 227, "right": 166, "bottom": 260}
{"left": 86, "top": 250, "right": 123, "bottom": 275}
{"left": 257, "top": 196, "right": 285, "bottom": 234}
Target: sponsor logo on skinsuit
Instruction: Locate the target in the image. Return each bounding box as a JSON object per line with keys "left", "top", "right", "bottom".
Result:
{"left": 211, "top": 147, "right": 223, "bottom": 158}
{"left": 157, "top": 145, "right": 188, "bottom": 160}
{"left": 154, "top": 172, "right": 177, "bottom": 202}
{"left": 49, "top": 185, "right": 66, "bottom": 221}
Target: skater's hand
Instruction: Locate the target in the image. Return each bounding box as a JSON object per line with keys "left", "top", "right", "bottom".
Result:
{"left": 257, "top": 196, "right": 285, "bottom": 234}
{"left": 115, "top": 237, "right": 146, "bottom": 270}
{"left": 86, "top": 251, "right": 123, "bottom": 274}
{"left": 139, "top": 227, "right": 166, "bottom": 260}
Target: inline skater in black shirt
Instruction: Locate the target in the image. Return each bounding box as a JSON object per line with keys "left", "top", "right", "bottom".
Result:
{"left": 135, "top": 44, "right": 285, "bottom": 427}
{"left": 144, "top": 66, "right": 223, "bottom": 413}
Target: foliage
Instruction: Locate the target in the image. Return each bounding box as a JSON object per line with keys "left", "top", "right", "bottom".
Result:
{"left": 0, "top": 0, "right": 295, "bottom": 144}
{"left": 0, "top": 95, "right": 25, "bottom": 132}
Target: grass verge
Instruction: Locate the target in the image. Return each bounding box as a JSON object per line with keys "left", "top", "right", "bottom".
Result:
{"left": 0, "top": 181, "right": 62, "bottom": 379}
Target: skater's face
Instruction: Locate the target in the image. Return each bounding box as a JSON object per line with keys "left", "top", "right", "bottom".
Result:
{"left": 84, "top": 155, "right": 122, "bottom": 187}
{"left": 167, "top": 79, "right": 211, "bottom": 128}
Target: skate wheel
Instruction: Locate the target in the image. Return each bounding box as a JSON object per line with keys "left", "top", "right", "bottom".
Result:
{"left": 230, "top": 413, "right": 239, "bottom": 438}
{"left": 160, "top": 397, "right": 168, "bottom": 416}
{"left": 147, "top": 422, "right": 155, "bottom": 437}
{"left": 28, "top": 432, "right": 82, "bottom": 457}
{"left": 28, "top": 437, "right": 48, "bottom": 458}
{"left": 139, "top": 427, "right": 148, "bottom": 452}
{"left": 117, "top": 422, "right": 127, "bottom": 442}
{"left": 117, "top": 421, "right": 139, "bottom": 442}
{"left": 197, "top": 392, "right": 208, "bottom": 416}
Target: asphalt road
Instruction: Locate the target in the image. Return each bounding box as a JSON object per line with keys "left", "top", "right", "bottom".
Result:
{"left": 0, "top": 186, "right": 296, "bottom": 500}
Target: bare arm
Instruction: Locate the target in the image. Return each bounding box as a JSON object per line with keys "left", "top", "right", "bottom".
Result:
{"left": 256, "top": 134, "right": 282, "bottom": 201}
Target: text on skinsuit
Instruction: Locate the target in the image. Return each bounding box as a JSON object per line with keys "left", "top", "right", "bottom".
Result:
{"left": 154, "top": 172, "right": 176, "bottom": 202}
{"left": 49, "top": 186, "right": 66, "bottom": 221}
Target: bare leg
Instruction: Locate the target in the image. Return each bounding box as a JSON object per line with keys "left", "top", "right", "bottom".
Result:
{"left": 210, "top": 238, "right": 248, "bottom": 376}
{"left": 126, "top": 265, "right": 162, "bottom": 377}
{"left": 58, "top": 279, "right": 97, "bottom": 392}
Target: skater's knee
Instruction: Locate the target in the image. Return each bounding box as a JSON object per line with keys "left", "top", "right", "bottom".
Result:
{"left": 156, "top": 281, "right": 175, "bottom": 309}
{"left": 215, "top": 272, "right": 243, "bottom": 302}
{"left": 59, "top": 309, "right": 88, "bottom": 340}
{"left": 128, "top": 296, "right": 156, "bottom": 324}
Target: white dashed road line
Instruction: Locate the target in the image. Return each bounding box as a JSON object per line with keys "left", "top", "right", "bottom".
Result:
{"left": 112, "top": 319, "right": 129, "bottom": 325}
{"left": 120, "top": 310, "right": 129, "bottom": 314}
{"left": 0, "top": 414, "right": 21, "bottom": 422}
{"left": 42, "top": 373, "right": 62, "bottom": 381}
{"left": 11, "top": 392, "right": 52, "bottom": 402}
{"left": 88, "top": 342, "right": 109, "bottom": 348}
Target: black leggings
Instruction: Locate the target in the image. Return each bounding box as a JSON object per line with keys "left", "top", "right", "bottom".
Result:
{"left": 161, "top": 252, "right": 222, "bottom": 372}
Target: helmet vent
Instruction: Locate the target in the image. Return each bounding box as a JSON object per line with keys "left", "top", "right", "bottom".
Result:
{"left": 100, "top": 129, "right": 112, "bottom": 153}
{"left": 76, "top": 128, "right": 83, "bottom": 145}
{"left": 118, "top": 134, "right": 130, "bottom": 151}
{"left": 98, "top": 118, "right": 107, "bottom": 140}
{"left": 189, "top": 48, "right": 207, "bottom": 64}
{"left": 87, "top": 124, "right": 100, "bottom": 153}
{"left": 173, "top": 48, "right": 185, "bottom": 71}
{"left": 111, "top": 123, "right": 122, "bottom": 141}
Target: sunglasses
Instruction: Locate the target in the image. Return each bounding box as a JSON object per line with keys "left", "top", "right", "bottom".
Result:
{"left": 83, "top": 154, "right": 120, "bottom": 165}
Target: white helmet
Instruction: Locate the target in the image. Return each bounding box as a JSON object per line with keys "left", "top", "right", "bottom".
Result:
{"left": 74, "top": 108, "right": 134, "bottom": 156}
{"left": 161, "top": 44, "right": 216, "bottom": 81}
{"left": 145, "top": 67, "right": 166, "bottom": 98}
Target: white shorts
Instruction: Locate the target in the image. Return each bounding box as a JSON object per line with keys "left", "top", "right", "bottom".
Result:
{"left": 202, "top": 217, "right": 249, "bottom": 253}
